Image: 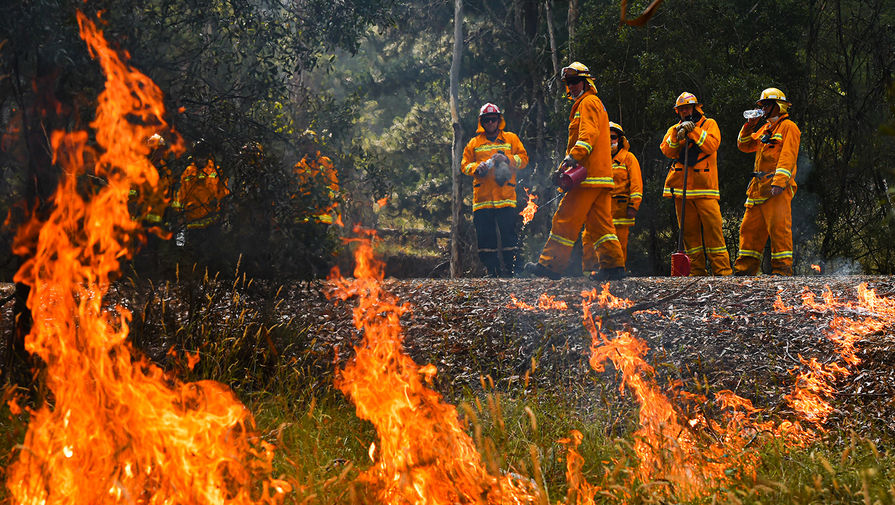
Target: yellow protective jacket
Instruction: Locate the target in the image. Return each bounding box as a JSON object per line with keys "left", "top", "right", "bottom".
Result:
{"left": 660, "top": 116, "right": 721, "bottom": 199}
{"left": 736, "top": 114, "right": 800, "bottom": 207}
{"left": 566, "top": 89, "right": 614, "bottom": 188}
{"left": 610, "top": 138, "right": 643, "bottom": 212}
{"left": 461, "top": 118, "right": 529, "bottom": 212}
{"left": 172, "top": 159, "right": 229, "bottom": 229}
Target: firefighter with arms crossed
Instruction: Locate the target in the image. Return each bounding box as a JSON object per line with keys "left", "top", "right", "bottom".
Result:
{"left": 734, "top": 88, "right": 801, "bottom": 276}
{"left": 660, "top": 92, "right": 732, "bottom": 276}
{"left": 582, "top": 121, "right": 641, "bottom": 273}
{"left": 461, "top": 103, "right": 529, "bottom": 277}
{"left": 525, "top": 62, "right": 625, "bottom": 281}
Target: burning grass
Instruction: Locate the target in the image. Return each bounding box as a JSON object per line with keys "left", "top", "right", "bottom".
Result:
{"left": 5, "top": 9, "right": 895, "bottom": 505}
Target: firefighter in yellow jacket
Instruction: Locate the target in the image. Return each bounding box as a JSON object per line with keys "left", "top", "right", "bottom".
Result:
{"left": 171, "top": 148, "right": 229, "bottom": 230}
{"left": 660, "top": 92, "right": 732, "bottom": 276}
{"left": 734, "top": 88, "right": 801, "bottom": 276}
{"left": 583, "top": 121, "right": 642, "bottom": 272}
{"left": 461, "top": 103, "right": 529, "bottom": 276}
{"left": 524, "top": 62, "right": 625, "bottom": 281}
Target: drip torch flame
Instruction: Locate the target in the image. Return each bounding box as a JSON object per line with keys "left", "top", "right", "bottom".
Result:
{"left": 811, "top": 264, "right": 821, "bottom": 273}
{"left": 6, "top": 12, "right": 288, "bottom": 504}
{"left": 520, "top": 188, "right": 538, "bottom": 225}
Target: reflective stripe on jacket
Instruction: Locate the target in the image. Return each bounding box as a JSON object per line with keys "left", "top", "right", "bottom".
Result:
{"left": 610, "top": 141, "right": 643, "bottom": 213}
{"left": 660, "top": 116, "right": 721, "bottom": 199}
{"left": 737, "top": 114, "right": 800, "bottom": 207}
{"left": 567, "top": 90, "right": 613, "bottom": 188}
{"left": 461, "top": 118, "right": 529, "bottom": 212}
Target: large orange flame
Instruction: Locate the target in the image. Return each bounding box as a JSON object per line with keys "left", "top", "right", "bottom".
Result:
{"left": 330, "top": 231, "right": 538, "bottom": 504}
{"left": 6, "top": 13, "right": 287, "bottom": 504}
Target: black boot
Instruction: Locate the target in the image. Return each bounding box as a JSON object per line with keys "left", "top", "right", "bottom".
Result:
{"left": 591, "top": 267, "right": 626, "bottom": 281}
{"left": 523, "top": 262, "right": 562, "bottom": 280}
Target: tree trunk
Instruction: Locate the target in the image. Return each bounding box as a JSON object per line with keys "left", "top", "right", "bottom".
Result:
{"left": 567, "top": 0, "right": 578, "bottom": 59}
{"left": 545, "top": 0, "right": 561, "bottom": 114}
{"left": 449, "top": 0, "right": 464, "bottom": 278}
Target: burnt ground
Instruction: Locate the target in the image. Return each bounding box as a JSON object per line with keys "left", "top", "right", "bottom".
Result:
{"left": 3, "top": 275, "right": 895, "bottom": 440}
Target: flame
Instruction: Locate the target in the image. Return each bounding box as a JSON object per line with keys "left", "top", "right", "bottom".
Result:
{"left": 785, "top": 283, "right": 894, "bottom": 426}
{"left": 6, "top": 13, "right": 288, "bottom": 504}
{"left": 811, "top": 264, "right": 821, "bottom": 273}
{"left": 558, "top": 430, "right": 599, "bottom": 505}
{"left": 330, "top": 230, "right": 538, "bottom": 504}
{"left": 773, "top": 291, "right": 791, "bottom": 312}
{"left": 376, "top": 196, "right": 389, "bottom": 208}
{"left": 581, "top": 290, "right": 769, "bottom": 501}
{"left": 508, "top": 293, "right": 569, "bottom": 311}
{"left": 582, "top": 283, "right": 630, "bottom": 310}
{"left": 520, "top": 188, "right": 538, "bottom": 225}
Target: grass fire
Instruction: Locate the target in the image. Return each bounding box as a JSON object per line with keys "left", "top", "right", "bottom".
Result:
{"left": 3, "top": 3, "right": 895, "bottom": 505}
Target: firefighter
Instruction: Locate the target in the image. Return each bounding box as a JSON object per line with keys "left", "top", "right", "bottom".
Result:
{"left": 582, "top": 121, "right": 641, "bottom": 273}
{"left": 171, "top": 142, "right": 229, "bottom": 244}
{"left": 733, "top": 88, "right": 801, "bottom": 276}
{"left": 660, "top": 92, "right": 732, "bottom": 276}
{"left": 524, "top": 62, "right": 625, "bottom": 281}
{"left": 294, "top": 152, "right": 340, "bottom": 226}
{"left": 461, "top": 103, "right": 529, "bottom": 277}
{"left": 129, "top": 133, "right": 171, "bottom": 226}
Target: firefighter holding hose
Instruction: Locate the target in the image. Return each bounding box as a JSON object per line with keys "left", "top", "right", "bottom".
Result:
{"left": 660, "top": 92, "right": 732, "bottom": 276}
{"left": 524, "top": 62, "right": 624, "bottom": 281}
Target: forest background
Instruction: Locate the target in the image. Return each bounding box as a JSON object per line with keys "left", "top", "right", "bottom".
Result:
{"left": 1, "top": 0, "right": 894, "bottom": 281}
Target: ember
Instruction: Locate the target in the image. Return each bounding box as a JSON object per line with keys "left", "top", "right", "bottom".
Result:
{"left": 6, "top": 13, "right": 288, "bottom": 504}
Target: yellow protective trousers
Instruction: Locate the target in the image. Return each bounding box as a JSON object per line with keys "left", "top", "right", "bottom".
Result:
{"left": 583, "top": 197, "right": 632, "bottom": 270}
{"left": 674, "top": 198, "right": 732, "bottom": 276}
{"left": 734, "top": 189, "right": 794, "bottom": 275}
{"left": 539, "top": 186, "right": 623, "bottom": 273}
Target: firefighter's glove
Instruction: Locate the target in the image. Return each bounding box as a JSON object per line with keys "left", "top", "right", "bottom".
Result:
{"left": 769, "top": 185, "right": 784, "bottom": 197}
{"left": 562, "top": 155, "right": 578, "bottom": 168}
{"left": 681, "top": 121, "right": 696, "bottom": 133}
{"left": 676, "top": 128, "right": 686, "bottom": 140}
{"left": 491, "top": 151, "right": 510, "bottom": 165}
{"left": 627, "top": 206, "right": 637, "bottom": 219}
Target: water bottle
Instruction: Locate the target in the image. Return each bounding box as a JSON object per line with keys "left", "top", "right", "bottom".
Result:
{"left": 743, "top": 109, "right": 764, "bottom": 120}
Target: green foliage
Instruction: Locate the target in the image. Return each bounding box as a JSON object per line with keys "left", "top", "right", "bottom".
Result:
{"left": 0, "top": 0, "right": 405, "bottom": 281}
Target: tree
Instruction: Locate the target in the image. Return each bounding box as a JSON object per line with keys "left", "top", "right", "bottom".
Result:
{"left": 450, "top": 0, "right": 464, "bottom": 278}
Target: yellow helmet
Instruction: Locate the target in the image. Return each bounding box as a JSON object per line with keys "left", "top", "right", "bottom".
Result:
{"left": 608, "top": 121, "right": 624, "bottom": 135}
{"left": 757, "top": 87, "right": 791, "bottom": 113}
{"left": 674, "top": 92, "right": 700, "bottom": 109}
{"left": 561, "top": 62, "right": 597, "bottom": 95}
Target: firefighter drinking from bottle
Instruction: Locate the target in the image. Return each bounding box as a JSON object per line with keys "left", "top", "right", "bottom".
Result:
{"left": 461, "top": 103, "right": 529, "bottom": 277}
{"left": 660, "top": 92, "right": 732, "bottom": 276}
{"left": 582, "top": 121, "right": 641, "bottom": 273}
{"left": 734, "top": 88, "right": 801, "bottom": 276}
{"left": 524, "top": 62, "right": 625, "bottom": 281}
